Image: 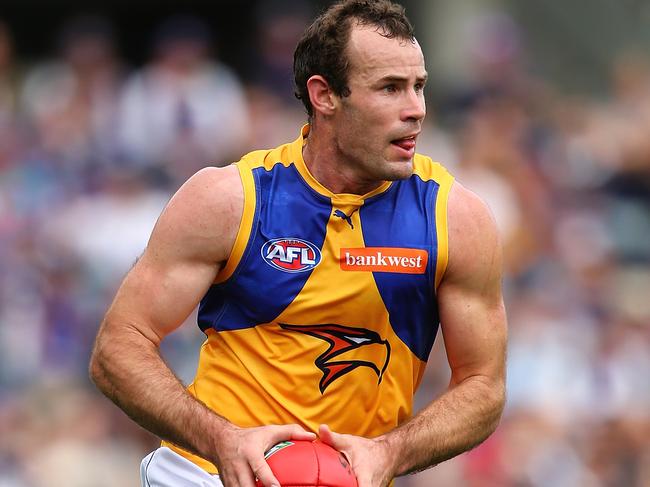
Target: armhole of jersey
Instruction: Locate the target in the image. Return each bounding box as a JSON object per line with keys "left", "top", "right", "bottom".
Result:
{"left": 434, "top": 170, "right": 454, "bottom": 290}
{"left": 214, "top": 162, "right": 256, "bottom": 284}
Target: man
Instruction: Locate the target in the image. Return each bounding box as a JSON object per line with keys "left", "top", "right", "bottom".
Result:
{"left": 89, "top": 1, "right": 507, "bottom": 486}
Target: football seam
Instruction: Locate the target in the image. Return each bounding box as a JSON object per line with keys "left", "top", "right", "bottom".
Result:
{"left": 313, "top": 441, "right": 321, "bottom": 485}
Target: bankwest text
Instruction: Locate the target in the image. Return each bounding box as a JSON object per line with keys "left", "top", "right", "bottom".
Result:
{"left": 340, "top": 247, "right": 428, "bottom": 274}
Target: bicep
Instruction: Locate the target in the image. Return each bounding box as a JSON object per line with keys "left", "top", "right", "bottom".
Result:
{"left": 107, "top": 247, "right": 219, "bottom": 344}
{"left": 437, "top": 280, "right": 507, "bottom": 386}
{"left": 103, "top": 166, "right": 243, "bottom": 343}
{"left": 436, "top": 183, "right": 507, "bottom": 386}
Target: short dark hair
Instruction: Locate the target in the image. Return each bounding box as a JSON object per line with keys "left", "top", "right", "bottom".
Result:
{"left": 293, "top": 0, "right": 415, "bottom": 118}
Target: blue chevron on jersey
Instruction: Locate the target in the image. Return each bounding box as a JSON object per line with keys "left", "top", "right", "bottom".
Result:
{"left": 198, "top": 162, "right": 332, "bottom": 332}
{"left": 359, "top": 174, "right": 441, "bottom": 362}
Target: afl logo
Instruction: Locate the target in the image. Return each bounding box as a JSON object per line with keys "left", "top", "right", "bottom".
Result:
{"left": 261, "top": 238, "right": 322, "bottom": 273}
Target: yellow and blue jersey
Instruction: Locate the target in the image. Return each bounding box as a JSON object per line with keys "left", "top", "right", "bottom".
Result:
{"left": 164, "top": 125, "right": 454, "bottom": 472}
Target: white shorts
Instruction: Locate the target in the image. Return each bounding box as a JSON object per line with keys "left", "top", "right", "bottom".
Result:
{"left": 140, "top": 447, "right": 224, "bottom": 487}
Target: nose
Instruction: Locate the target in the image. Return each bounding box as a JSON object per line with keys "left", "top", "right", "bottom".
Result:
{"left": 401, "top": 89, "right": 426, "bottom": 122}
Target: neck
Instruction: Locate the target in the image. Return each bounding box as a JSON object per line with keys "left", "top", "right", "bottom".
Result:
{"left": 302, "top": 123, "right": 384, "bottom": 195}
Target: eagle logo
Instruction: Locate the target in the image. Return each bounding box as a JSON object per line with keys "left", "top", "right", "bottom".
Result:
{"left": 280, "top": 323, "right": 391, "bottom": 394}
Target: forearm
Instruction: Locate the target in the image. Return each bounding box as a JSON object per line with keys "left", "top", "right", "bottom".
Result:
{"left": 89, "top": 318, "right": 231, "bottom": 463}
{"left": 382, "top": 375, "right": 505, "bottom": 477}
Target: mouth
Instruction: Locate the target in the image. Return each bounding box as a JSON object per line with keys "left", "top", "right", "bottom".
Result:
{"left": 390, "top": 134, "right": 418, "bottom": 156}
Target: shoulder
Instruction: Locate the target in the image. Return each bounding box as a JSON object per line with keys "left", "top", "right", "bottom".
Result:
{"left": 444, "top": 181, "right": 502, "bottom": 289}
{"left": 167, "top": 165, "right": 243, "bottom": 217}
{"left": 149, "top": 165, "right": 244, "bottom": 266}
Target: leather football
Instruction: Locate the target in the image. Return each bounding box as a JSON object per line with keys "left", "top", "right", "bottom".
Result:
{"left": 256, "top": 440, "right": 358, "bottom": 487}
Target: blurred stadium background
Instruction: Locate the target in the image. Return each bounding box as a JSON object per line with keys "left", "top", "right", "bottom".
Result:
{"left": 1, "top": 0, "right": 649, "bottom": 485}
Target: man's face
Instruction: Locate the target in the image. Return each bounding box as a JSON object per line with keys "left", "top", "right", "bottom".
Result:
{"left": 331, "top": 24, "right": 427, "bottom": 183}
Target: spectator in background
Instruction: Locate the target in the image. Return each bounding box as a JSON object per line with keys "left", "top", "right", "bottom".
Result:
{"left": 20, "top": 14, "right": 124, "bottom": 180}
{"left": 248, "top": 1, "right": 312, "bottom": 103}
{"left": 244, "top": 2, "right": 313, "bottom": 147}
{"left": 454, "top": 92, "right": 553, "bottom": 277}
{"left": 117, "top": 15, "right": 249, "bottom": 185}
{"left": 0, "top": 16, "right": 127, "bottom": 391}
{"left": 1, "top": 378, "right": 148, "bottom": 487}
{"left": 0, "top": 21, "right": 22, "bottom": 171}
{"left": 0, "top": 21, "right": 16, "bottom": 108}
{"left": 0, "top": 20, "right": 23, "bottom": 241}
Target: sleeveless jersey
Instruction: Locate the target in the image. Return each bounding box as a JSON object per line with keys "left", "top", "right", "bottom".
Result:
{"left": 164, "top": 125, "right": 455, "bottom": 472}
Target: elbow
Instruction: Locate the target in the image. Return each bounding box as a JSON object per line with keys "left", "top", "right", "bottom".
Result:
{"left": 485, "top": 378, "right": 506, "bottom": 436}
{"left": 88, "top": 338, "right": 104, "bottom": 388}
{"left": 491, "top": 376, "right": 506, "bottom": 412}
{"left": 88, "top": 325, "right": 110, "bottom": 391}
{"left": 88, "top": 331, "right": 120, "bottom": 405}
{"left": 463, "top": 374, "right": 506, "bottom": 440}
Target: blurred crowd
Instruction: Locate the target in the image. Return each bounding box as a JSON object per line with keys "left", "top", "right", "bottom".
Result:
{"left": 0, "top": 8, "right": 648, "bottom": 487}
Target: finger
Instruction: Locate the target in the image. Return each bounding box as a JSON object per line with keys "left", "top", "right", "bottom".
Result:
{"left": 268, "top": 424, "right": 316, "bottom": 444}
{"left": 249, "top": 456, "right": 280, "bottom": 487}
{"left": 232, "top": 462, "right": 259, "bottom": 487}
{"left": 220, "top": 465, "right": 248, "bottom": 487}
{"left": 287, "top": 423, "right": 317, "bottom": 441}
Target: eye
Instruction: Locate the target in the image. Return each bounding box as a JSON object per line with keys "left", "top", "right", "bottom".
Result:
{"left": 383, "top": 84, "right": 397, "bottom": 93}
{"left": 414, "top": 82, "right": 425, "bottom": 93}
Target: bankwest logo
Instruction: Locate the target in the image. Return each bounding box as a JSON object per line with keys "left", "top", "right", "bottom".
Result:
{"left": 261, "top": 238, "right": 321, "bottom": 273}
{"left": 340, "top": 247, "right": 428, "bottom": 274}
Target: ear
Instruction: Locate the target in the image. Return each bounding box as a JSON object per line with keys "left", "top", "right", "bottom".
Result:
{"left": 306, "top": 75, "right": 336, "bottom": 117}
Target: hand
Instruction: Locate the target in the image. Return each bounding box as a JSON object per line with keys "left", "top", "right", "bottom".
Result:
{"left": 319, "top": 424, "right": 394, "bottom": 487}
{"left": 214, "top": 423, "right": 316, "bottom": 487}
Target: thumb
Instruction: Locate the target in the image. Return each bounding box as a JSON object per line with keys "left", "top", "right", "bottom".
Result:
{"left": 318, "top": 424, "right": 346, "bottom": 450}
{"left": 319, "top": 425, "right": 355, "bottom": 477}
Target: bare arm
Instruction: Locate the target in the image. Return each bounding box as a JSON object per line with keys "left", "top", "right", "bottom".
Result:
{"left": 382, "top": 182, "right": 507, "bottom": 474}
{"left": 89, "top": 165, "right": 313, "bottom": 486}
{"left": 90, "top": 166, "right": 235, "bottom": 455}
{"left": 320, "top": 182, "right": 507, "bottom": 485}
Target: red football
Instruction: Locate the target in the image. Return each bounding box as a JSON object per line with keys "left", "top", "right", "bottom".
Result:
{"left": 256, "top": 440, "right": 358, "bottom": 487}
